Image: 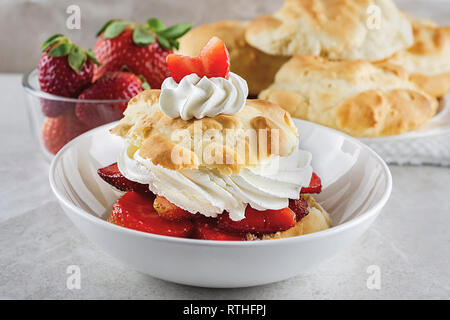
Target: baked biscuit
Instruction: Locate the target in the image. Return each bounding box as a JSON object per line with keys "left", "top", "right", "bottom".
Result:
{"left": 259, "top": 56, "right": 439, "bottom": 137}
{"left": 177, "top": 20, "right": 289, "bottom": 96}
{"left": 245, "top": 0, "right": 413, "bottom": 61}
{"left": 384, "top": 20, "right": 450, "bottom": 98}
{"left": 111, "top": 90, "right": 299, "bottom": 174}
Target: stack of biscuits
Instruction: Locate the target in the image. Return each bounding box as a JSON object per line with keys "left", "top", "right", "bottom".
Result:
{"left": 177, "top": 0, "right": 449, "bottom": 137}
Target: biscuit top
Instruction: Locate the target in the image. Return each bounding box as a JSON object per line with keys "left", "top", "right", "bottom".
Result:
{"left": 245, "top": 0, "right": 413, "bottom": 61}
{"left": 385, "top": 20, "right": 450, "bottom": 76}
{"left": 259, "top": 55, "right": 438, "bottom": 137}
{"left": 111, "top": 90, "right": 298, "bottom": 175}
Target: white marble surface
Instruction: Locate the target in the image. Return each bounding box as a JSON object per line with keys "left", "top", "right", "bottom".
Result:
{"left": 0, "top": 74, "right": 449, "bottom": 299}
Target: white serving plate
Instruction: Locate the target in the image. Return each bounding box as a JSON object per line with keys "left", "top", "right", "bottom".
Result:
{"left": 49, "top": 119, "right": 392, "bottom": 288}
{"left": 360, "top": 95, "right": 450, "bottom": 166}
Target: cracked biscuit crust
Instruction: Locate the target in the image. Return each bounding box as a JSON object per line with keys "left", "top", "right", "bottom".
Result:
{"left": 245, "top": 0, "right": 413, "bottom": 61}
{"left": 111, "top": 90, "right": 298, "bottom": 174}
{"left": 259, "top": 56, "right": 438, "bottom": 137}
{"left": 384, "top": 21, "right": 450, "bottom": 98}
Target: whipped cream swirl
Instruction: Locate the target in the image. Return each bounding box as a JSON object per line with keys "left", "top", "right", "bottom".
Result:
{"left": 118, "top": 144, "right": 313, "bottom": 221}
{"left": 159, "top": 73, "right": 248, "bottom": 120}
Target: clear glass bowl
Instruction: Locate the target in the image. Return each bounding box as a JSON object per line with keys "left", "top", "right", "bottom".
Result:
{"left": 22, "top": 68, "right": 130, "bottom": 162}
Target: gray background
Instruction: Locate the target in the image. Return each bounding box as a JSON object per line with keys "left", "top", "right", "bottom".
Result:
{"left": 0, "top": 0, "right": 450, "bottom": 73}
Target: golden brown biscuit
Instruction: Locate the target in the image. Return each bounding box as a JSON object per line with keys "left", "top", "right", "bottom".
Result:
{"left": 111, "top": 90, "right": 299, "bottom": 174}
{"left": 247, "top": 194, "right": 331, "bottom": 240}
{"left": 259, "top": 56, "right": 439, "bottom": 137}
{"left": 177, "top": 20, "right": 289, "bottom": 96}
{"left": 384, "top": 21, "right": 450, "bottom": 98}
{"left": 245, "top": 0, "right": 413, "bottom": 61}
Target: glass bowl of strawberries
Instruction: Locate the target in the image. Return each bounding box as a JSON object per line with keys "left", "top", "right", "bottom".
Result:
{"left": 23, "top": 20, "right": 191, "bottom": 161}
{"left": 22, "top": 67, "right": 139, "bottom": 161}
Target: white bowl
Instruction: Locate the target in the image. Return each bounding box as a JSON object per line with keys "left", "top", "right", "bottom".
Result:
{"left": 49, "top": 119, "right": 392, "bottom": 288}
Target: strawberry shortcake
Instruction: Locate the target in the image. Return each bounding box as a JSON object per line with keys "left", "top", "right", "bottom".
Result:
{"left": 98, "top": 37, "right": 331, "bottom": 240}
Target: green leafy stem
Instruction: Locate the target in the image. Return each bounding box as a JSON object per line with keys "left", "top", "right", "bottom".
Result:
{"left": 97, "top": 18, "right": 192, "bottom": 50}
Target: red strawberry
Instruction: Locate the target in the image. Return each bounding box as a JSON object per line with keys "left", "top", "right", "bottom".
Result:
{"left": 194, "top": 217, "right": 244, "bottom": 241}
{"left": 218, "top": 206, "right": 296, "bottom": 234}
{"left": 38, "top": 34, "right": 99, "bottom": 117}
{"left": 288, "top": 197, "right": 309, "bottom": 221}
{"left": 40, "top": 100, "right": 75, "bottom": 118}
{"left": 97, "top": 162, "right": 154, "bottom": 197}
{"left": 75, "top": 71, "right": 144, "bottom": 128}
{"left": 109, "top": 191, "right": 193, "bottom": 238}
{"left": 301, "top": 172, "right": 322, "bottom": 194}
{"left": 166, "top": 36, "right": 230, "bottom": 82}
{"left": 94, "top": 19, "right": 191, "bottom": 89}
{"left": 153, "top": 195, "right": 191, "bottom": 221}
{"left": 42, "top": 111, "right": 88, "bottom": 154}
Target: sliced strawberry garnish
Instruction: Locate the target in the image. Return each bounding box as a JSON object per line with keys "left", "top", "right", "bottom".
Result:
{"left": 166, "top": 55, "right": 204, "bottom": 82}
{"left": 288, "top": 198, "right": 309, "bottom": 221}
{"left": 194, "top": 217, "right": 244, "bottom": 241}
{"left": 301, "top": 172, "right": 322, "bottom": 194}
{"left": 199, "top": 36, "right": 230, "bottom": 79}
{"left": 166, "top": 36, "right": 230, "bottom": 82}
{"left": 217, "top": 206, "right": 296, "bottom": 234}
{"left": 153, "top": 195, "right": 191, "bottom": 221}
{"left": 97, "top": 163, "right": 154, "bottom": 197}
{"left": 108, "top": 191, "right": 193, "bottom": 238}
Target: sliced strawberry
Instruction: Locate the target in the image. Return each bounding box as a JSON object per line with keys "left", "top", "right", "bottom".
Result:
{"left": 288, "top": 198, "right": 309, "bottom": 221}
{"left": 109, "top": 191, "right": 193, "bottom": 238}
{"left": 153, "top": 195, "right": 191, "bottom": 221}
{"left": 199, "top": 37, "right": 230, "bottom": 79}
{"left": 218, "top": 206, "right": 296, "bottom": 234}
{"left": 166, "top": 36, "right": 230, "bottom": 82}
{"left": 97, "top": 163, "right": 154, "bottom": 196}
{"left": 301, "top": 172, "right": 322, "bottom": 194}
{"left": 194, "top": 217, "right": 244, "bottom": 241}
{"left": 42, "top": 111, "right": 88, "bottom": 154}
{"left": 166, "top": 55, "right": 204, "bottom": 83}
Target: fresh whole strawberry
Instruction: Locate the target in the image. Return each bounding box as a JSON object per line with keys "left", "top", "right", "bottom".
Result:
{"left": 218, "top": 206, "right": 296, "bottom": 234}
{"left": 194, "top": 217, "right": 245, "bottom": 241}
{"left": 38, "top": 34, "right": 99, "bottom": 117}
{"left": 166, "top": 36, "right": 230, "bottom": 82}
{"left": 108, "top": 191, "right": 193, "bottom": 238}
{"left": 301, "top": 172, "right": 322, "bottom": 194}
{"left": 97, "top": 162, "right": 154, "bottom": 196}
{"left": 42, "top": 111, "right": 88, "bottom": 154}
{"left": 94, "top": 18, "right": 191, "bottom": 89}
{"left": 75, "top": 71, "right": 144, "bottom": 128}
{"left": 153, "top": 195, "right": 191, "bottom": 221}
